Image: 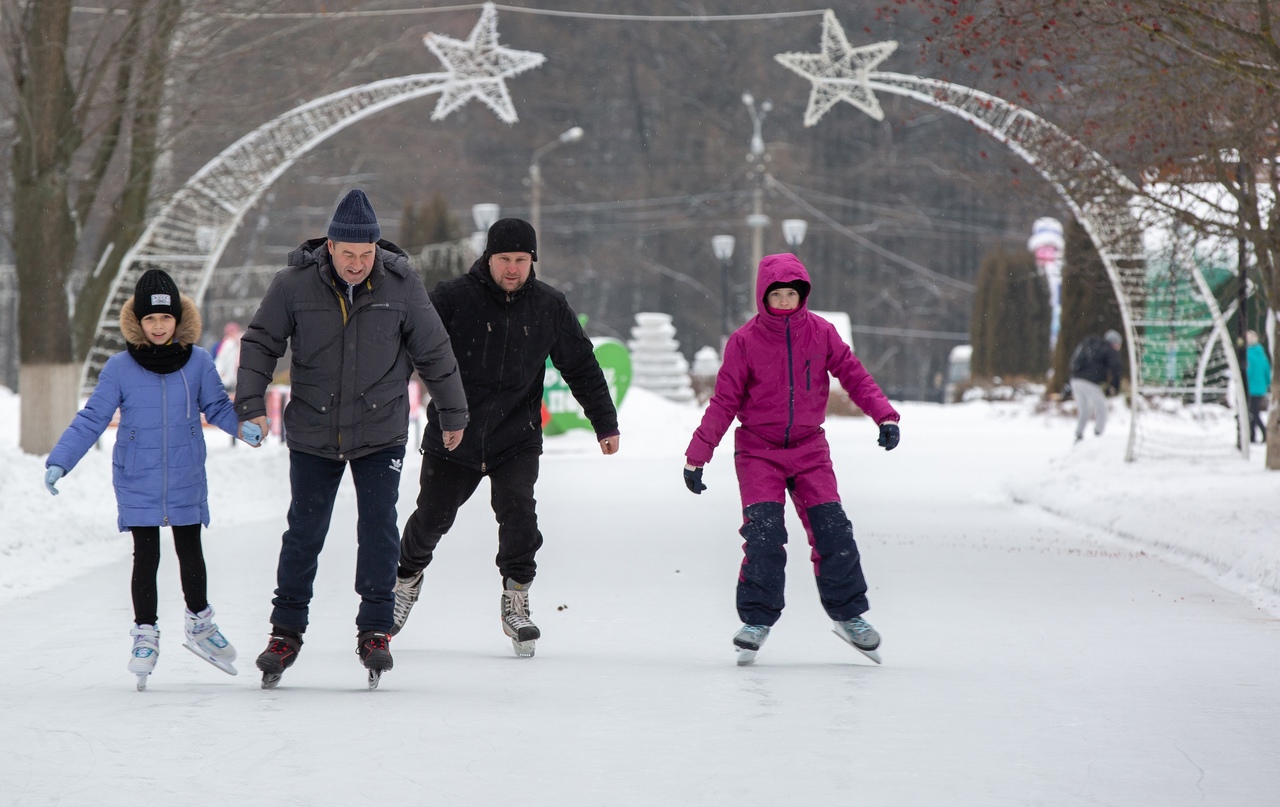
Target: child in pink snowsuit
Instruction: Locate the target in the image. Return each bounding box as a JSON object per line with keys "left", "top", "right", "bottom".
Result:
{"left": 683, "top": 253, "right": 900, "bottom": 665}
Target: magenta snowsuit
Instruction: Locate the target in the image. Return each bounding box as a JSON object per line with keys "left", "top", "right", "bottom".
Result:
{"left": 686, "top": 253, "right": 899, "bottom": 626}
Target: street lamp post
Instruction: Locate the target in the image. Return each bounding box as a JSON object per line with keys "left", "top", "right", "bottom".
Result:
{"left": 782, "top": 218, "right": 808, "bottom": 251}
{"left": 742, "top": 92, "right": 772, "bottom": 301}
{"left": 529, "top": 126, "right": 584, "bottom": 239}
{"left": 712, "top": 234, "right": 736, "bottom": 342}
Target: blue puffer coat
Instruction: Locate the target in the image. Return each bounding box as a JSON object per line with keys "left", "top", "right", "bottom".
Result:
{"left": 47, "top": 297, "right": 239, "bottom": 531}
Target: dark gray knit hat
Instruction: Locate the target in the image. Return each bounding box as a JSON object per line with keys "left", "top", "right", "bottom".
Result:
{"left": 328, "top": 189, "right": 381, "bottom": 243}
{"left": 485, "top": 218, "right": 537, "bottom": 261}
{"left": 134, "top": 269, "right": 183, "bottom": 324}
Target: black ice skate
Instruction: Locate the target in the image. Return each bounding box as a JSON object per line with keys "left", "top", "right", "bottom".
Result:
{"left": 357, "top": 630, "right": 393, "bottom": 689}
{"left": 256, "top": 631, "right": 302, "bottom": 689}
{"left": 501, "top": 578, "right": 540, "bottom": 658}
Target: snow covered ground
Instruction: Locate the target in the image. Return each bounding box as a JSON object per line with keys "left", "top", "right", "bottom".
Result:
{"left": 2, "top": 386, "right": 1278, "bottom": 805}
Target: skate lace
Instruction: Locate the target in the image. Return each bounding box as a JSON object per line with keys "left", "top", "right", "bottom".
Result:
{"left": 267, "top": 637, "right": 296, "bottom": 656}
{"left": 845, "top": 618, "right": 871, "bottom": 635}
{"left": 740, "top": 625, "right": 768, "bottom": 642}
{"left": 502, "top": 590, "right": 534, "bottom": 629}
{"left": 393, "top": 575, "right": 421, "bottom": 622}
{"left": 363, "top": 634, "right": 389, "bottom": 653}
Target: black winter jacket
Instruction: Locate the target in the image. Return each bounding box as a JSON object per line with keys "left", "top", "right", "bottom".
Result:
{"left": 236, "top": 238, "right": 468, "bottom": 461}
{"left": 424, "top": 258, "right": 618, "bottom": 471}
{"left": 1070, "top": 335, "right": 1123, "bottom": 388}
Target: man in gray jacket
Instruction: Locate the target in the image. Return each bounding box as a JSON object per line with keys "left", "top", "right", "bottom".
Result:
{"left": 235, "top": 188, "right": 467, "bottom": 688}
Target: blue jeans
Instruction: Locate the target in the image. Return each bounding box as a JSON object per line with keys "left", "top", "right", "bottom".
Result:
{"left": 271, "top": 446, "right": 406, "bottom": 633}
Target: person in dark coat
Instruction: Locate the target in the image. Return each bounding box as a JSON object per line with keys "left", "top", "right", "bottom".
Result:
{"left": 1069, "top": 329, "right": 1124, "bottom": 441}
{"left": 391, "top": 217, "right": 620, "bottom": 657}
{"left": 235, "top": 189, "right": 468, "bottom": 686}
{"left": 46, "top": 269, "right": 248, "bottom": 687}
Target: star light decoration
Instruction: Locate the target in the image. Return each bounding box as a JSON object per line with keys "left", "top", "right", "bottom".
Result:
{"left": 774, "top": 10, "right": 898, "bottom": 126}
{"left": 423, "top": 3, "right": 545, "bottom": 124}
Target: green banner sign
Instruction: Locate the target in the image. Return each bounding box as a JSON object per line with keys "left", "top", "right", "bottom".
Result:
{"left": 543, "top": 337, "right": 632, "bottom": 435}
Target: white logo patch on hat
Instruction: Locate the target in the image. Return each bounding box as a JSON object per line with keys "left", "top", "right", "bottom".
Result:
{"left": 150, "top": 293, "right": 172, "bottom": 306}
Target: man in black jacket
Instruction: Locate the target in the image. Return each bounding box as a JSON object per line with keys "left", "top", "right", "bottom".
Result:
{"left": 235, "top": 189, "right": 468, "bottom": 686}
{"left": 1069, "top": 328, "right": 1123, "bottom": 442}
{"left": 392, "top": 217, "right": 620, "bottom": 657}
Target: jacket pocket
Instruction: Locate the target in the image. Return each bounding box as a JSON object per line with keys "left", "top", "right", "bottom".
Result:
{"left": 114, "top": 429, "right": 141, "bottom": 478}
{"left": 285, "top": 382, "right": 336, "bottom": 439}
{"left": 357, "top": 379, "right": 407, "bottom": 446}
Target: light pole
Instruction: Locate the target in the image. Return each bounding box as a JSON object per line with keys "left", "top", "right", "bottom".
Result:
{"left": 782, "top": 218, "right": 808, "bottom": 251}
{"left": 470, "top": 203, "right": 499, "bottom": 257}
{"left": 529, "top": 126, "right": 584, "bottom": 239}
{"left": 742, "top": 92, "right": 772, "bottom": 301}
{"left": 712, "top": 234, "right": 736, "bottom": 343}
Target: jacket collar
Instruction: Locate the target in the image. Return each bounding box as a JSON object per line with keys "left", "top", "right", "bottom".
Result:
{"left": 288, "top": 237, "right": 413, "bottom": 291}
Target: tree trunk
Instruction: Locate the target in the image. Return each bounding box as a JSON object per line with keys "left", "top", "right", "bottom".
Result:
{"left": 19, "top": 365, "right": 79, "bottom": 455}
{"left": 73, "top": 0, "right": 183, "bottom": 359}
{"left": 12, "top": 0, "right": 79, "bottom": 453}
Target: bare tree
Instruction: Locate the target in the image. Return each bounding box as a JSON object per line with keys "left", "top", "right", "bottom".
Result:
{"left": 884, "top": 0, "right": 1280, "bottom": 465}
{"left": 0, "top": 0, "right": 297, "bottom": 453}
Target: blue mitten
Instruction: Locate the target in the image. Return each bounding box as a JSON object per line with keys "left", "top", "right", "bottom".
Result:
{"left": 45, "top": 465, "right": 65, "bottom": 496}
{"left": 877, "top": 422, "right": 900, "bottom": 451}
{"left": 241, "top": 421, "right": 264, "bottom": 446}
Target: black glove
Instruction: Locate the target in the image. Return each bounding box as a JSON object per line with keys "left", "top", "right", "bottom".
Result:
{"left": 877, "top": 422, "right": 900, "bottom": 451}
{"left": 683, "top": 465, "right": 707, "bottom": 494}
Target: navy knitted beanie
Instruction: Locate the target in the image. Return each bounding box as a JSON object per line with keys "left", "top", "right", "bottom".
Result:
{"left": 134, "top": 269, "right": 183, "bottom": 324}
{"left": 485, "top": 218, "right": 538, "bottom": 262}
{"left": 327, "top": 189, "right": 381, "bottom": 243}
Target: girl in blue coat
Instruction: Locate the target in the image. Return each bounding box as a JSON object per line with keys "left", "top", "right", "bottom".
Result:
{"left": 46, "top": 269, "right": 248, "bottom": 689}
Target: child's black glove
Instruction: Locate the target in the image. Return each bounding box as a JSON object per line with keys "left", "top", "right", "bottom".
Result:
{"left": 683, "top": 465, "right": 707, "bottom": 494}
{"left": 877, "top": 422, "right": 900, "bottom": 451}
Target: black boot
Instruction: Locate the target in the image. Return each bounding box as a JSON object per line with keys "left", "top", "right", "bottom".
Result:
{"left": 356, "top": 630, "right": 393, "bottom": 672}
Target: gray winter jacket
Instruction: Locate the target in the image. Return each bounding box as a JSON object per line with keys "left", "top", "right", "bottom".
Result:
{"left": 235, "top": 238, "right": 468, "bottom": 461}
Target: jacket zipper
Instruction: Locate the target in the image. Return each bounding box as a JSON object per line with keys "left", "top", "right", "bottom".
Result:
{"left": 161, "top": 373, "right": 169, "bottom": 526}
{"left": 479, "top": 293, "right": 514, "bottom": 472}
{"left": 784, "top": 316, "right": 795, "bottom": 448}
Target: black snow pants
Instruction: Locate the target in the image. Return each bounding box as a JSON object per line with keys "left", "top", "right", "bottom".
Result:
{"left": 399, "top": 448, "right": 543, "bottom": 585}
{"left": 736, "top": 500, "right": 869, "bottom": 627}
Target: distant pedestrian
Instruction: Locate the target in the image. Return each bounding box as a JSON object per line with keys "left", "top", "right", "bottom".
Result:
{"left": 683, "top": 253, "right": 900, "bottom": 666}
{"left": 45, "top": 269, "right": 251, "bottom": 690}
{"left": 214, "top": 321, "right": 243, "bottom": 392}
{"left": 1246, "top": 330, "right": 1271, "bottom": 444}
{"left": 1069, "top": 329, "right": 1123, "bottom": 441}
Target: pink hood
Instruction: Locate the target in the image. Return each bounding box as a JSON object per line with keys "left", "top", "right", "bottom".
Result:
{"left": 685, "top": 253, "right": 898, "bottom": 466}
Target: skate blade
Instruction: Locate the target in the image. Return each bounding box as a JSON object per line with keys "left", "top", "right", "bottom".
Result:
{"left": 512, "top": 639, "right": 536, "bottom": 658}
{"left": 135, "top": 673, "right": 149, "bottom": 691}
{"left": 831, "top": 628, "right": 882, "bottom": 665}
{"left": 735, "top": 648, "right": 758, "bottom": 666}
{"left": 183, "top": 642, "right": 238, "bottom": 675}
{"left": 261, "top": 672, "right": 282, "bottom": 690}
{"left": 368, "top": 669, "right": 382, "bottom": 689}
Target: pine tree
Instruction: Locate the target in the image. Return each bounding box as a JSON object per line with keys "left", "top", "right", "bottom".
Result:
{"left": 970, "top": 246, "right": 1050, "bottom": 380}
{"left": 400, "top": 193, "right": 468, "bottom": 290}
